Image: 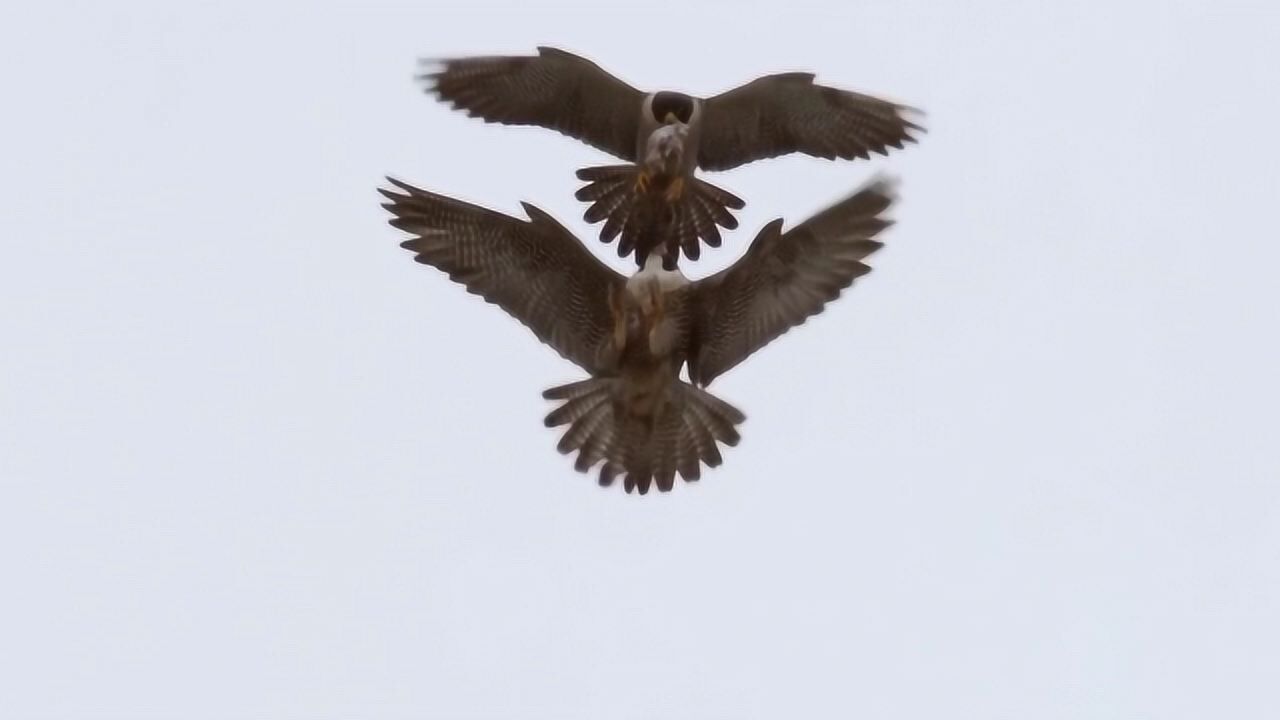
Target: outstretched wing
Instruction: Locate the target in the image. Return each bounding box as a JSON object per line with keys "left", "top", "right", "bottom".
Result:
{"left": 381, "top": 177, "right": 625, "bottom": 374}
{"left": 687, "top": 177, "right": 895, "bottom": 387}
{"left": 422, "top": 46, "right": 646, "bottom": 162}
{"left": 696, "top": 73, "right": 923, "bottom": 172}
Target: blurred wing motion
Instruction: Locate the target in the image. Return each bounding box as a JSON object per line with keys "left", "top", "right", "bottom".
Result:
{"left": 696, "top": 74, "right": 923, "bottom": 172}
{"left": 422, "top": 46, "right": 645, "bottom": 161}
{"left": 688, "top": 177, "right": 895, "bottom": 387}
{"left": 380, "top": 177, "right": 623, "bottom": 374}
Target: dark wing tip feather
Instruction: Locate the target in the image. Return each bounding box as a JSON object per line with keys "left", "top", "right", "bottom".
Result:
{"left": 856, "top": 174, "right": 899, "bottom": 201}
{"left": 378, "top": 189, "right": 406, "bottom": 207}
{"left": 756, "top": 217, "right": 787, "bottom": 240}
{"left": 387, "top": 217, "right": 422, "bottom": 233}
{"left": 859, "top": 239, "right": 887, "bottom": 256}
{"left": 383, "top": 176, "right": 421, "bottom": 195}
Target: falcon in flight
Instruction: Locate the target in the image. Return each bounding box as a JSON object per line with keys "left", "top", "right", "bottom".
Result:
{"left": 380, "top": 175, "right": 895, "bottom": 494}
{"left": 421, "top": 47, "right": 919, "bottom": 267}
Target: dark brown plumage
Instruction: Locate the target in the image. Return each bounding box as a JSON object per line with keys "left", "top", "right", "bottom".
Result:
{"left": 685, "top": 183, "right": 892, "bottom": 386}
{"left": 574, "top": 164, "right": 744, "bottom": 268}
{"left": 421, "top": 47, "right": 919, "bottom": 266}
{"left": 380, "top": 175, "right": 895, "bottom": 492}
{"left": 422, "top": 47, "right": 922, "bottom": 170}
{"left": 695, "top": 73, "right": 921, "bottom": 170}
{"left": 380, "top": 178, "right": 620, "bottom": 375}
{"left": 424, "top": 47, "right": 644, "bottom": 162}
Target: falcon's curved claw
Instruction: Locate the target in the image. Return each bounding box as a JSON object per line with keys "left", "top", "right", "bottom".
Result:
{"left": 634, "top": 170, "right": 652, "bottom": 195}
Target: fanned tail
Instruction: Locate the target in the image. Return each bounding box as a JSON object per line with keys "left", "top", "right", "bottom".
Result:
{"left": 542, "top": 376, "right": 746, "bottom": 494}
{"left": 575, "top": 165, "right": 744, "bottom": 267}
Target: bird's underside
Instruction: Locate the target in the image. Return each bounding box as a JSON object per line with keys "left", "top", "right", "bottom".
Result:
{"left": 380, "top": 174, "right": 896, "bottom": 494}
{"left": 421, "top": 46, "right": 922, "bottom": 266}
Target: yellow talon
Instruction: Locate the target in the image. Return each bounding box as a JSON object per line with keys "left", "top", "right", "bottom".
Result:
{"left": 634, "top": 170, "right": 651, "bottom": 195}
{"left": 663, "top": 176, "right": 685, "bottom": 202}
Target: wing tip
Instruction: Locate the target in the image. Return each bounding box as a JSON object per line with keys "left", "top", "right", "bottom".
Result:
{"left": 379, "top": 177, "right": 424, "bottom": 205}
{"left": 859, "top": 173, "right": 900, "bottom": 202}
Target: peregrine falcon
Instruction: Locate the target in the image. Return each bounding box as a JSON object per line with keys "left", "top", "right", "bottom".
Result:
{"left": 421, "top": 46, "right": 920, "bottom": 267}
{"left": 380, "top": 175, "right": 895, "bottom": 493}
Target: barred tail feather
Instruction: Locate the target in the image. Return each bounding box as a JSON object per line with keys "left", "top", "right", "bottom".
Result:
{"left": 542, "top": 376, "right": 746, "bottom": 494}
{"left": 574, "top": 165, "right": 744, "bottom": 266}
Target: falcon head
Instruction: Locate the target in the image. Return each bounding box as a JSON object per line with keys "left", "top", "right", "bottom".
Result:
{"left": 649, "top": 91, "right": 695, "bottom": 124}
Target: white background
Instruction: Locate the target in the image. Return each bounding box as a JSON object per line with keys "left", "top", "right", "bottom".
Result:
{"left": 3, "top": 1, "right": 1278, "bottom": 717}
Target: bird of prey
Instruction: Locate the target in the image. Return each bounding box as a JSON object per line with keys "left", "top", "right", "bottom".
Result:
{"left": 421, "top": 46, "right": 920, "bottom": 267}
{"left": 380, "top": 175, "right": 895, "bottom": 494}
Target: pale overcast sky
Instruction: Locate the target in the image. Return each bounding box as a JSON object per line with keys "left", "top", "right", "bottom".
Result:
{"left": 3, "top": 1, "right": 1278, "bottom": 718}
